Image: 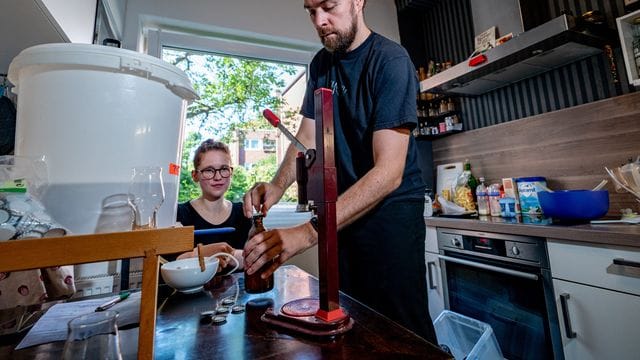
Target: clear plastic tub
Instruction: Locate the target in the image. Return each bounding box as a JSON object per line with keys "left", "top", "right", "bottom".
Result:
{"left": 433, "top": 310, "right": 503, "bottom": 360}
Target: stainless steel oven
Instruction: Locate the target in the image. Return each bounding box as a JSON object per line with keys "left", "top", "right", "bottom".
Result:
{"left": 437, "top": 228, "right": 563, "bottom": 360}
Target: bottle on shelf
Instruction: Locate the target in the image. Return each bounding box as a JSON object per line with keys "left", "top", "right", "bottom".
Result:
{"left": 488, "top": 183, "right": 502, "bottom": 217}
{"left": 476, "top": 177, "right": 490, "bottom": 216}
{"left": 427, "top": 60, "right": 435, "bottom": 78}
{"left": 439, "top": 100, "right": 448, "bottom": 114}
{"left": 447, "top": 98, "right": 455, "bottom": 112}
{"left": 418, "top": 66, "right": 427, "bottom": 81}
{"left": 463, "top": 160, "right": 479, "bottom": 202}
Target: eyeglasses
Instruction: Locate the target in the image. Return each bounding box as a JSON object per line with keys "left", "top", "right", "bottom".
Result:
{"left": 197, "top": 166, "right": 233, "bottom": 180}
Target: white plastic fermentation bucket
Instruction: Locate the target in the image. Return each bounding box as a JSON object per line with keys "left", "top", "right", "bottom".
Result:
{"left": 8, "top": 43, "right": 198, "bottom": 234}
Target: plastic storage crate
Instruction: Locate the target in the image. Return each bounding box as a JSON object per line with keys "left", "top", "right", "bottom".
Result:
{"left": 433, "top": 310, "right": 503, "bottom": 360}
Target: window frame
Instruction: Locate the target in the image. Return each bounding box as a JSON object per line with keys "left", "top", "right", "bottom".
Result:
{"left": 146, "top": 29, "right": 317, "bottom": 66}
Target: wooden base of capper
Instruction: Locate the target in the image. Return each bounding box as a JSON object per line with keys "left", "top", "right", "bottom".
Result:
{"left": 261, "top": 298, "right": 353, "bottom": 337}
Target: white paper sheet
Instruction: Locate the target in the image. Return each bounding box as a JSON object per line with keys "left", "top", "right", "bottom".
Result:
{"left": 16, "top": 291, "right": 141, "bottom": 350}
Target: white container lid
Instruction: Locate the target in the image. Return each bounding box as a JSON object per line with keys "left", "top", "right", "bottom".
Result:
{"left": 8, "top": 43, "right": 198, "bottom": 101}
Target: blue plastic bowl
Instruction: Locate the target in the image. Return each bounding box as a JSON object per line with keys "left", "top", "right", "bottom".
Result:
{"left": 538, "top": 190, "right": 609, "bottom": 221}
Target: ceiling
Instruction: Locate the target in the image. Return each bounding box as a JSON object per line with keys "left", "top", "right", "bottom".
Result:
{"left": 0, "top": 0, "right": 67, "bottom": 75}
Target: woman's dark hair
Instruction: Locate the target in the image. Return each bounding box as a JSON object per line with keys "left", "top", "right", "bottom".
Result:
{"left": 193, "top": 139, "right": 231, "bottom": 169}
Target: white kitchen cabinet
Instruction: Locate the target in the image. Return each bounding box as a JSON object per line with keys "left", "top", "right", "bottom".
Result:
{"left": 425, "top": 226, "right": 445, "bottom": 321}
{"left": 548, "top": 239, "right": 640, "bottom": 360}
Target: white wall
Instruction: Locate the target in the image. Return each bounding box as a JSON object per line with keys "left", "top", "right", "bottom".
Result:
{"left": 122, "top": 0, "right": 400, "bottom": 54}
{"left": 41, "top": 0, "right": 97, "bottom": 43}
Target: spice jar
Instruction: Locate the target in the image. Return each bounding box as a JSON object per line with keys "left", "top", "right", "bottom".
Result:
{"left": 244, "top": 214, "right": 274, "bottom": 293}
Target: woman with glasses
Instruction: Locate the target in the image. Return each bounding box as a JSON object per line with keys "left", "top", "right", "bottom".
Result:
{"left": 175, "top": 139, "right": 251, "bottom": 270}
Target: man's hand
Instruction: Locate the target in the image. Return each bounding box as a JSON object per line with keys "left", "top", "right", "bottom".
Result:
{"left": 243, "top": 222, "right": 317, "bottom": 278}
{"left": 242, "top": 182, "right": 285, "bottom": 217}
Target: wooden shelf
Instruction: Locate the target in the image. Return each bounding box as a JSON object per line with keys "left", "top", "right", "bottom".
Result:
{"left": 0, "top": 226, "right": 194, "bottom": 360}
{"left": 418, "top": 110, "right": 459, "bottom": 122}
{"left": 416, "top": 129, "right": 463, "bottom": 140}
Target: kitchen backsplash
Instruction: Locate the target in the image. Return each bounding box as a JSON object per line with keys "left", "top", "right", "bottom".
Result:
{"left": 431, "top": 91, "right": 640, "bottom": 217}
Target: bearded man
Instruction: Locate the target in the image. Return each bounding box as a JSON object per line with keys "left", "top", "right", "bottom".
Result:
{"left": 243, "top": 0, "right": 436, "bottom": 342}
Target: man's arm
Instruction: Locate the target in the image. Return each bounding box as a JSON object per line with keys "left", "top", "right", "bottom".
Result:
{"left": 336, "top": 127, "right": 410, "bottom": 229}
{"left": 243, "top": 126, "right": 412, "bottom": 277}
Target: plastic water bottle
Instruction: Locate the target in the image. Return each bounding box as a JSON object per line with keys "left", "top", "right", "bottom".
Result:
{"left": 488, "top": 184, "right": 502, "bottom": 217}
{"left": 476, "top": 177, "right": 490, "bottom": 216}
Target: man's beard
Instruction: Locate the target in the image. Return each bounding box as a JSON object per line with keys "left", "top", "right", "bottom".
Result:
{"left": 321, "top": 13, "right": 358, "bottom": 53}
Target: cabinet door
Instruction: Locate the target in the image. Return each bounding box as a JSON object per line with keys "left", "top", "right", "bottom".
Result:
{"left": 553, "top": 279, "right": 640, "bottom": 360}
{"left": 425, "top": 251, "right": 444, "bottom": 321}
{"left": 425, "top": 226, "right": 438, "bottom": 253}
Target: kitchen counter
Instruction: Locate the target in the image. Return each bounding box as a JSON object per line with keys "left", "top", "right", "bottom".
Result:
{"left": 2, "top": 266, "right": 451, "bottom": 359}
{"left": 425, "top": 216, "right": 640, "bottom": 248}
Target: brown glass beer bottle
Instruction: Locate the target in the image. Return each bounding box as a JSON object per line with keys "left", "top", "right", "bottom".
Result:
{"left": 244, "top": 214, "right": 274, "bottom": 293}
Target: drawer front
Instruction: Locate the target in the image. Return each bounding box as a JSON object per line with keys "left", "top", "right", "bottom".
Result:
{"left": 548, "top": 239, "right": 640, "bottom": 296}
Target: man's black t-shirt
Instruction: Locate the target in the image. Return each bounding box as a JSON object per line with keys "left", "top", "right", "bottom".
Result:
{"left": 300, "top": 32, "right": 425, "bottom": 204}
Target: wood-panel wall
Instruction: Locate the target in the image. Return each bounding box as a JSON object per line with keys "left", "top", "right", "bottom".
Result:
{"left": 432, "top": 92, "right": 640, "bottom": 216}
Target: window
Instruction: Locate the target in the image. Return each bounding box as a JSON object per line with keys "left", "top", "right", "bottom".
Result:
{"left": 244, "top": 139, "right": 261, "bottom": 150}
{"left": 153, "top": 30, "right": 309, "bottom": 208}
{"left": 263, "top": 138, "right": 276, "bottom": 153}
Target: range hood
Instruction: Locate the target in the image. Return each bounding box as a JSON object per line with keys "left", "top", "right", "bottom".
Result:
{"left": 419, "top": 14, "right": 611, "bottom": 95}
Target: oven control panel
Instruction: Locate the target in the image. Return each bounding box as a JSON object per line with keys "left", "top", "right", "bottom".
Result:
{"left": 437, "top": 229, "right": 546, "bottom": 266}
{"left": 504, "top": 240, "right": 541, "bottom": 263}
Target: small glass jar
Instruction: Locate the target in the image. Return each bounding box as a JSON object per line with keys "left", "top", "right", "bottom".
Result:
{"left": 62, "top": 311, "right": 122, "bottom": 360}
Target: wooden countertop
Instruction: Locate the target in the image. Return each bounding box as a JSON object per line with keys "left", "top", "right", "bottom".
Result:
{"left": 425, "top": 217, "right": 640, "bottom": 248}
{"left": 3, "top": 266, "right": 451, "bottom": 359}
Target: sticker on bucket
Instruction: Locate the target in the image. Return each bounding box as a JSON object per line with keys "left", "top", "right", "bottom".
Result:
{"left": 169, "top": 163, "right": 180, "bottom": 176}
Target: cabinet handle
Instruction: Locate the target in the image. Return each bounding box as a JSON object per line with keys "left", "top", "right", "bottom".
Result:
{"left": 560, "top": 293, "right": 577, "bottom": 339}
{"left": 613, "top": 258, "right": 640, "bottom": 268}
{"left": 611, "top": 258, "right": 640, "bottom": 279}
{"left": 427, "top": 261, "right": 437, "bottom": 290}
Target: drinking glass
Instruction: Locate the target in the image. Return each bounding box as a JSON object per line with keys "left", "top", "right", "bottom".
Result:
{"left": 94, "top": 194, "right": 134, "bottom": 233}
{"left": 128, "top": 166, "right": 165, "bottom": 230}
{"left": 62, "top": 311, "right": 122, "bottom": 360}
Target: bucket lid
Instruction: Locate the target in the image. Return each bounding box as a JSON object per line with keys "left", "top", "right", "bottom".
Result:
{"left": 8, "top": 43, "right": 198, "bottom": 101}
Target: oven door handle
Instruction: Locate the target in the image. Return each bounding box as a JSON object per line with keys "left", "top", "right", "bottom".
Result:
{"left": 438, "top": 255, "right": 539, "bottom": 281}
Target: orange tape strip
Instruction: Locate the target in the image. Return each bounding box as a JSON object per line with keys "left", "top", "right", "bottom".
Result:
{"left": 169, "top": 163, "right": 180, "bottom": 175}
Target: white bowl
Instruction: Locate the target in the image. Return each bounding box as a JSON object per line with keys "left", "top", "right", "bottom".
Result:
{"left": 160, "top": 257, "right": 220, "bottom": 294}
{"left": 160, "top": 252, "right": 238, "bottom": 294}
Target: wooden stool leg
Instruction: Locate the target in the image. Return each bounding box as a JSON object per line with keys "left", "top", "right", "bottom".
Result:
{"left": 138, "top": 249, "right": 159, "bottom": 360}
